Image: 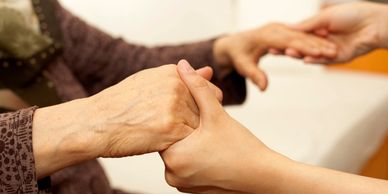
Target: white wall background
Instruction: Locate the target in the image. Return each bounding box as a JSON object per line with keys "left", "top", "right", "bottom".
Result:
{"left": 58, "top": 1, "right": 323, "bottom": 193}
{"left": 59, "top": 0, "right": 236, "bottom": 45}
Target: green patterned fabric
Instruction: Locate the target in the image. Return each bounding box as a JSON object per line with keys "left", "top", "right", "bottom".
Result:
{"left": 0, "top": 7, "right": 52, "bottom": 59}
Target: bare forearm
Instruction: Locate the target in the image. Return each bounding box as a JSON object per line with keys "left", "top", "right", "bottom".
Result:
{"left": 32, "top": 98, "right": 99, "bottom": 179}
{"left": 243, "top": 154, "right": 388, "bottom": 194}
{"left": 279, "top": 162, "right": 388, "bottom": 194}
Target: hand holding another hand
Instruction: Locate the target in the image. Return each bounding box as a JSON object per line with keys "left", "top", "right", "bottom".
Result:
{"left": 33, "top": 63, "right": 223, "bottom": 178}
{"left": 293, "top": 2, "right": 388, "bottom": 64}
{"left": 89, "top": 64, "right": 223, "bottom": 157}
{"left": 160, "top": 59, "right": 388, "bottom": 194}
{"left": 160, "top": 60, "right": 288, "bottom": 194}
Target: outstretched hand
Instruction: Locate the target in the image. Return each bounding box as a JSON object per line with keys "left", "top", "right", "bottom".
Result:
{"left": 214, "top": 23, "right": 337, "bottom": 90}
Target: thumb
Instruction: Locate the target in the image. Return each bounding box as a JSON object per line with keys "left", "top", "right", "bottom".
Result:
{"left": 292, "top": 14, "right": 328, "bottom": 32}
{"left": 195, "top": 66, "right": 223, "bottom": 103}
{"left": 177, "top": 60, "right": 222, "bottom": 118}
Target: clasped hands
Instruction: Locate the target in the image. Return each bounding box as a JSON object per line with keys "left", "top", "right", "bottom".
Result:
{"left": 32, "top": 2, "right": 388, "bottom": 192}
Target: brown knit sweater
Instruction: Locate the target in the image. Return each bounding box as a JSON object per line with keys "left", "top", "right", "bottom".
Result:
{"left": 0, "top": 1, "right": 246, "bottom": 193}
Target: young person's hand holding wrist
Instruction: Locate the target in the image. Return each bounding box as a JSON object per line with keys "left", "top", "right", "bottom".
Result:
{"left": 160, "top": 60, "right": 291, "bottom": 193}
{"left": 161, "top": 60, "right": 388, "bottom": 194}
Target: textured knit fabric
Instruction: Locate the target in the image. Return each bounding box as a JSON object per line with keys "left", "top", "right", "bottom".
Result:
{"left": 0, "top": 1, "right": 247, "bottom": 193}
{"left": 0, "top": 107, "right": 38, "bottom": 193}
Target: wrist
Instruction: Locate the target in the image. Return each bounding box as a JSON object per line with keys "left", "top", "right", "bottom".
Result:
{"left": 33, "top": 97, "right": 99, "bottom": 178}
{"left": 213, "top": 36, "right": 235, "bottom": 76}
{"left": 227, "top": 146, "right": 296, "bottom": 194}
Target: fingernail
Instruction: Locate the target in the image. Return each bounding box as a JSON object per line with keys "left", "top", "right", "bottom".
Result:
{"left": 179, "top": 59, "right": 194, "bottom": 73}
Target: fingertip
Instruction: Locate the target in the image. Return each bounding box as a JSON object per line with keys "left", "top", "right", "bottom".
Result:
{"left": 256, "top": 81, "right": 268, "bottom": 92}
{"left": 253, "top": 74, "right": 268, "bottom": 92}
{"left": 177, "top": 59, "right": 194, "bottom": 73}
{"left": 258, "top": 83, "right": 268, "bottom": 91}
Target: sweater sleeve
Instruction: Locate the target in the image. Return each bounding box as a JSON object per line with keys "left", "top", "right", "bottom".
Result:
{"left": 0, "top": 107, "right": 39, "bottom": 193}
{"left": 54, "top": 2, "right": 246, "bottom": 105}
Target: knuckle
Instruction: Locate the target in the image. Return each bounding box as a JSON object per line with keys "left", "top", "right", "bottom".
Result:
{"left": 192, "top": 77, "right": 208, "bottom": 89}
{"left": 246, "top": 69, "right": 257, "bottom": 78}
{"left": 166, "top": 76, "right": 184, "bottom": 93}
{"left": 159, "top": 64, "right": 179, "bottom": 77}
{"left": 206, "top": 108, "right": 226, "bottom": 123}
{"left": 172, "top": 80, "right": 186, "bottom": 94}
{"left": 216, "top": 87, "right": 224, "bottom": 102}
{"left": 234, "top": 65, "right": 246, "bottom": 76}
{"left": 289, "top": 40, "right": 304, "bottom": 49}
{"left": 161, "top": 64, "right": 178, "bottom": 71}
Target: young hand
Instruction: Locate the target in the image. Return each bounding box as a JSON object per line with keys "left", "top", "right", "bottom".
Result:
{"left": 160, "top": 60, "right": 285, "bottom": 193}
{"left": 293, "top": 2, "right": 388, "bottom": 64}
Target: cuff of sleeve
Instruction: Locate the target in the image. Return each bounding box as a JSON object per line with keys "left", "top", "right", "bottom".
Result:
{"left": 0, "top": 107, "right": 40, "bottom": 193}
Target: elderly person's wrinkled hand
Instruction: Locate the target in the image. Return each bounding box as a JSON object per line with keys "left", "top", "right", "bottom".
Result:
{"left": 32, "top": 63, "right": 222, "bottom": 178}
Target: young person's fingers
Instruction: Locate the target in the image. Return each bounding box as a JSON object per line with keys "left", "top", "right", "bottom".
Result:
{"left": 177, "top": 60, "right": 223, "bottom": 118}
{"left": 196, "top": 66, "right": 213, "bottom": 81}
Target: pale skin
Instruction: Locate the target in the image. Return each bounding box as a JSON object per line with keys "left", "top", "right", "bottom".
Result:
{"left": 282, "top": 1, "right": 388, "bottom": 64}
{"left": 214, "top": 23, "right": 337, "bottom": 90}
{"left": 28, "top": 24, "right": 335, "bottom": 179}
{"left": 161, "top": 60, "right": 388, "bottom": 194}
{"left": 161, "top": 3, "right": 388, "bottom": 193}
